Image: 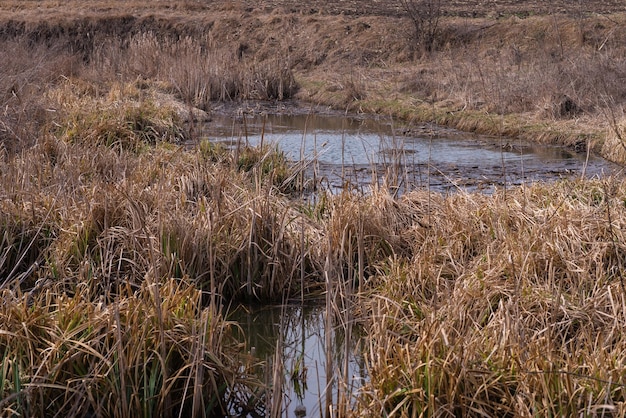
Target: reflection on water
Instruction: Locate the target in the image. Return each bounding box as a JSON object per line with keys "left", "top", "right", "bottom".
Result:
{"left": 200, "top": 112, "right": 621, "bottom": 193}
{"left": 228, "top": 304, "right": 366, "bottom": 418}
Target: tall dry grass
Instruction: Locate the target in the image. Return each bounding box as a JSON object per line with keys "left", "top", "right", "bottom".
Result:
{"left": 351, "top": 180, "right": 626, "bottom": 416}
{"left": 88, "top": 32, "right": 297, "bottom": 109}
{"left": 411, "top": 16, "right": 626, "bottom": 118}
{"left": 0, "top": 40, "right": 79, "bottom": 154}
{"left": 0, "top": 278, "right": 254, "bottom": 417}
{"left": 5, "top": 75, "right": 626, "bottom": 417}
{"left": 0, "top": 80, "right": 317, "bottom": 416}
{"left": 388, "top": 13, "right": 626, "bottom": 155}
{"left": 3, "top": 110, "right": 625, "bottom": 417}
{"left": 2, "top": 8, "right": 626, "bottom": 417}
{"left": 0, "top": 38, "right": 306, "bottom": 412}
{"left": 1, "top": 120, "right": 319, "bottom": 303}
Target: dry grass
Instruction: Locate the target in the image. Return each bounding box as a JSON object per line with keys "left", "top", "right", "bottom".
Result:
{"left": 413, "top": 15, "right": 626, "bottom": 118}
{"left": 0, "top": 40, "right": 79, "bottom": 154}
{"left": 0, "top": 83, "right": 318, "bottom": 415}
{"left": 88, "top": 33, "right": 297, "bottom": 107}
{"left": 298, "top": 12, "right": 626, "bottom": 160}
{"left": 6, "top": 128, "right": 626, "bottom": 415}
{"left": 0, "top": 43, "right": 312, "bottom": 412}
{"left": 5, "top": 2, "right": 625, "bottom": 159}
{"left": 354, "top": 180, "right": 626, "bottom": 416}
{"left": 0, "top": 123, "right": 318, "bottom": 301}
{"left": 2, "top": 3, "right": 626, "bottom": 416}
{"left": 0, "top": 278, "right": 254, "bottom": 417}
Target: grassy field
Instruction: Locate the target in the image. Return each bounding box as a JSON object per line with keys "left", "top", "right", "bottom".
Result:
{"left": 1, "top": 1, "right": 626, "bottom": 416}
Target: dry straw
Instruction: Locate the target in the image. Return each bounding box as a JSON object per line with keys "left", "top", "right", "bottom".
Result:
{"left": 2, "top": 8, "right": 626, "bottom": 416}
{"left": 356, "top": 180, "right": 626, "bottom": 416}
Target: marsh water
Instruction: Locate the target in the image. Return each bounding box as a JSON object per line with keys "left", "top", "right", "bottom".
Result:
{"left": 207, "top": 108, "right": 620, "bottom": 416}
{"left": 228, "top": 304, "right": 365, "bottom": 418}
{"left": 199, "top": 108, "right": 621, "bottom": 193}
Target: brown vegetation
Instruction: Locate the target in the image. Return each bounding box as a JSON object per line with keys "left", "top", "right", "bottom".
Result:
{"left": 355, "top": 181, "right": 626, "bottom": 416}
{"left": 2, "top": 1, "right": 626, "bottom": 416}
{"left": 2, "top": 1, "right": 626, "bottom": 161}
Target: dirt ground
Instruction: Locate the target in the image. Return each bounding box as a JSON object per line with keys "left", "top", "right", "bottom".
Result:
{"left": 2, "top": 0, "right": 626, "bottom": 18}
{"left": 232, "top": 0, "right": 626, "bottom": 17}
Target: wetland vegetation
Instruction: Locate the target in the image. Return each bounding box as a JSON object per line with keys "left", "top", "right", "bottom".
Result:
{"left": 1, "top": 0, "right": 626, "bottom": 416}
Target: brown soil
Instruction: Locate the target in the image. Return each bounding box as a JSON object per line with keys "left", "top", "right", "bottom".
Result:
{"left": 3, "top": 0, "right": 626, "bottom": 17}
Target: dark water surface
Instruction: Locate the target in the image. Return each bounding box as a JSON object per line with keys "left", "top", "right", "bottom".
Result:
{"left": 228, "top": 304, "right": 365, "bottom": 418}
{"left": 200, "top": 110, "right": 621, "bottom": 193}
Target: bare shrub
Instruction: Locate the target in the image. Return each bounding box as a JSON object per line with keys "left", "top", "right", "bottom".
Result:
{"left": 399, "top": 0, "right": 442, "bottom": 54}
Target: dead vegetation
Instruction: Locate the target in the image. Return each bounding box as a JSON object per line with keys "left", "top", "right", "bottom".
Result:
{"left": 355, "top": 181, "right": 626, "bottom": 416}
{"left": 3, "top": 123, "right": 626, "bottom": 415}
{"left": 325, "top": 12, "right": 626, "bottom": 158}
{"left": 1, "top": 1, "right": 626, "bottom": 416}
{"left": 3, "top": 2, "right": 626, "bottom": 161}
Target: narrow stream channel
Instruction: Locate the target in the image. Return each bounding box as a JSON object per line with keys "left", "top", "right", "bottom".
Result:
{"left": 203, "top": 107, "right": 621, "bottom": 417}
{"left": 228, "top": 304, "right": 365, "bottom": 418}
{"left": 198, "top": 109, "right": 621, "bottom": 193}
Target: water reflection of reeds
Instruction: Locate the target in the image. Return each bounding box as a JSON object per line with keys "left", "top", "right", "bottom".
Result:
{"left": 228, "top": 303, "right": 367, "bottom": 417}
{"left": 203, "top": 112, "right": 621, "bottom": 195}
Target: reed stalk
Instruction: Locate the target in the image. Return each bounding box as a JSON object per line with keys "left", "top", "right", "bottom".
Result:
{"left": 2, "top": 6, "right": 626, "bottom": 415}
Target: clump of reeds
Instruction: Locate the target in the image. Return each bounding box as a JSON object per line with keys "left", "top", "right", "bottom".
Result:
{"left": 0, "top": 277, "right": 260, "bottom": 417}
{"left": 601, "top": 114, "right": 626, "bottom": 163}
{"left": 51, "top": 89, "right": 188, "bottom": 151}
{"left": 1, "top": 76, "right": 321, "bottom": 301}
{"left": 89, "top": 33, "right": 297, "bottom": 109}
{"left": 354, "top": 179, "right": 626, "bottom": 416}
{"left": 0, "top": 85, "right": 321, "bottom": 416}
{"left": 322, "top": 187, "right": 419, "bottom": 287}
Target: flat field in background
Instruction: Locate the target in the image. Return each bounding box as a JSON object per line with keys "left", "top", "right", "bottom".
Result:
{"left": 2, "top": 0, "right": 626, "bottom": 16}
